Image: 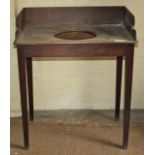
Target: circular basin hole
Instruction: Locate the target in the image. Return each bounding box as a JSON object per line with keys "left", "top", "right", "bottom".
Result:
{"left": 55, "top": 31, "right": 96, "bottom": 40}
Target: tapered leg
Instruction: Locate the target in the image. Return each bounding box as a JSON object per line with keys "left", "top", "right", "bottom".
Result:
{"left": 115, "top": 56, "right": 123, "bottom": 120}
{"left": 123, "top": 47, "right": 134, "bottom": 149}
{"left": 27, "top": 58, "right": 34, "bottom": 121}
{"left": 17, "top": 50, "right": 29, "bottom": 149}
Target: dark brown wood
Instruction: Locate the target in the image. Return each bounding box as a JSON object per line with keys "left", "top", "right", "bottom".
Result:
{"left": 123, "top": 46, "right": 134, "bottom": 149}
{"left": 16, "top": 8, "right": 26, "bottom": 32}
{"left": 18, "top": 44, "right": 127, "bottom": 57}
{"left": 27, "top": 58, "right": 34, "bottom": 121}
{"left": 23, "top": 7, "right": 125, "bottom": 26}
{"left": 115, "top": 56, "right": 123, "bottom": 120}
{"left": 17, "top": 49, "right": 29, "bottom": 149}
{"left": 14, "top": 7, "right": 136, "bottom": 150}
{"left": 124, "top": 7, "right": 136, "bottom": 40}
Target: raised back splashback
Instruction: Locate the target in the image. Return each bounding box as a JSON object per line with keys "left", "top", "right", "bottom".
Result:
{"left": 16, "top": 7, "right": 134, "bottom": 28}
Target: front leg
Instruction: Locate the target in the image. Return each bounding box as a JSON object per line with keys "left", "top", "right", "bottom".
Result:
{"left": 17, "top": 48, "right": 29, "bottom": 149}
{"left": 123, "top": 46, "right": 134, "bottom": 149}
{"left": 27, "top": 58, "right": 34, "bottom": 121}
{"left": 115, "top": 56, "right": 123, "bottom": 120}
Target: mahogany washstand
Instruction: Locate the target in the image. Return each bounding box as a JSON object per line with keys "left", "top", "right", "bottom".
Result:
{"left": 14, "top": 6, "right": 137, "bottom": 149}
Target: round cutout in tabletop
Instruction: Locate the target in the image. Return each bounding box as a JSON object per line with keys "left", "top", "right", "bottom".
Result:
{"left": 55, "top": 31, "right": 96, "bottom": 40}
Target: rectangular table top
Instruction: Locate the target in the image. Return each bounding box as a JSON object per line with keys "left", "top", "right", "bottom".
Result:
{"left": 16, "top": 24, "right": 135, "bottom": 45}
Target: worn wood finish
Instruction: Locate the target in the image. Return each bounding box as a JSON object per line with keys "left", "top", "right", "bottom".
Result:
{"left": 15, "top": 7, "right": 136, "bottom": 45}
{"left": 55, "top": 31, "right": 96, "bottom": 40}
{"left": 15, "top": 24, "right": 135, "bottom": 45}
{"left": 115, "top": 56, "right": 123, "bottom": 120}
{"left": 14, "top": 7, "right": 136, "bottom": 150}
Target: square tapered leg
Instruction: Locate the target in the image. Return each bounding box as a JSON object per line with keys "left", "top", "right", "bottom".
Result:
{"left": 115, "top": 56, "right": 123, "bottom": 120}
{"left": 27, "top": 58, "right": 34, "bottom": 121}
{"left": 123, "top": 46, "right": 134, "bottom": 149}
{"left": 17, "top": 49, "right": 29, "bottom": 149}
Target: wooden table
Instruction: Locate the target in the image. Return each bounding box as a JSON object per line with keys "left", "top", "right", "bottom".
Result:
{"left": 14, "top": 6, "right": 136, "bottom": 149}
